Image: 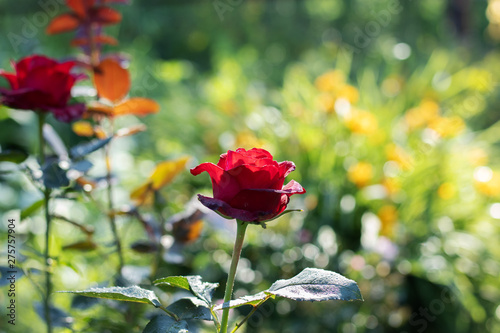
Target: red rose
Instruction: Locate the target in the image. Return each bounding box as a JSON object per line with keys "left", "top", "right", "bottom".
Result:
{"left": 191, "top": 148, "right": 306, "bottom": 223}
{"left": 0, "top": 55, "right": 86, "bottom": 122}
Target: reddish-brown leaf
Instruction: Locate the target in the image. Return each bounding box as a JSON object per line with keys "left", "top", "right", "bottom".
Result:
{"left": 94, "top": 59, "right": 130, "bottom": 103}
{"left": 130, "top": 182, "right": 154, "bottom": 206}
{"left": 116, "top": 124, "right": 147, "bottom": 137}
{"left": 85, "top": 101, "right": 114, "bottom": 116}
{"left": 113, "top": 98, "right": 160, "bottom": 117}
{"left": 173, "top": 217, "right": 203, "bottom": 244}
{"left": 66, "top": 0, "right": 94, "bottom": 18}
{"left": 92, "top": 6, "right": 122, "bottom": 25}
{"left": 150, "top": 157, "right": 189, "bottom": 190}
{"left": 46, "top": 13, "right": 81, "bottom": 34}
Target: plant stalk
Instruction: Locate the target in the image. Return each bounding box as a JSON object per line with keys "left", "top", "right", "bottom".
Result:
{"left": 220, "top": 220, "right": 248, "bottom": 333}
{"left": 105, "top": 140, "right": 124, "bottom": 274}
{"left": 39, "top": 113, "right": 52, "bottom": 333}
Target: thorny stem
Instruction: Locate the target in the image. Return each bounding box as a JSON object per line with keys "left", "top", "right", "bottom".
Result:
{"left": 220, "top": 221, "right": 248, "bottom": 333}
{"left": 39, "top": 113, "right": 52, "bottom": 333}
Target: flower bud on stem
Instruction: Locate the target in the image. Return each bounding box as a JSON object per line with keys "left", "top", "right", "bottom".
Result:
{"left": 219, "top": 220, "right": 248, "bottom": 333}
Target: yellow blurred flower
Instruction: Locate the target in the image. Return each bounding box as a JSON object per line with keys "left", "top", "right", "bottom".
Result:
{"left": 475, "top": 171, "right": 500, "bottom": 197}
{"left": 487, "top": 0, "right": 500, "bottom": 40}
{"left": 378, "top": 205, "right": 398, "bottom": 237}
{"left": 337, "top": 84, "right": 360, "bottom": 104}
{"left": 317, "top": 93, "right": 336, "bottom": 113}
{"left": 235, "top": 131, "right": 265, "bottom": 149}
{"left": 428, "top": 116, "right": 465, "bottom": 138}
{"left": 381, "top": 75, "right": 404, "bottom": 97}
{"left": 386, "top": 144, "right": 413, "bottom": 170}
{"left": 405, "top": 99, "right": 440, "bottom": 130}
{"left": 315, "top": 70, "right": 346, "bottom": 92}
{"left": 468, "top": 148, "right": 489, "bottom": 167}
{"left": 437, "top": 182, "right": 456, "bottom": 200}
{"left": 345, "top": 109, "right": 378, "bottom": 135}
{"left": 218, "top": 99, "right": 238, "bottom": 116}
{"left": 348, "top": 162, "right": 374, "bottom": 187}
{"left": 382, "top": 177, "right": 401, "bottom": 196}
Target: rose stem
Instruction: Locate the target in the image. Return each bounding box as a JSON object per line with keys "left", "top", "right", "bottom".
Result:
{"left": 220, "top": 220, "right": 248, "bottom": 333}
{"left": 39, "top": 112, "right": 52, "bottom": 333}
{"left": 85, "top": 22, "right": 124, "bottom": 275}
{"left": 104, "top": 120, "right": 124, "bottom": 274}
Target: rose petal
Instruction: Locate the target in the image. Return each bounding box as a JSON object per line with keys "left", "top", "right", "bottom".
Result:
{"left": 0, "top": 87, "right": 53, "bottom": 110}
{"left": 0, "top": 70, "right": 18, "bottom": 89}
{"left": 278, "top": 160, "right": 296, "bottom": 178}
{"left": 197, "top": 194, "right": 271, "bottom": 223}
{"left": 227, "top": 164, "right": 281, "bottom": 190}
{"left": 281, "top": 179, "right": 306, "bottom": 194}
{"left": 15, "top": 55, "right": 58, "bottom": 83}
{"left": 191, "top": 162, "right": 239, "bottom": 201}
{"left": 50, "top": 103, "right": 86, "bottom": 122}
{"left": 228, "top": 189, "right": 285, "bottom": 215}
{"left": 237, "top": 148, "right": 273, "bottom": 160}
{"left": 221, "top": 148, "right": 275, "bottom": 169}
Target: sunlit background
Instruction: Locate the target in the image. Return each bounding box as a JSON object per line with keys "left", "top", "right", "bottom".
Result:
{"left": 1, "top": 0, "right": 500, "bottom": 332}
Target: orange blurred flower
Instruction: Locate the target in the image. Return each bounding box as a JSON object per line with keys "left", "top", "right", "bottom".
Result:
{"left": 337, "top": 84, "right": 360, "bottom": 104}
{"left": 235, "top": 131, "right": 265, "bottom": 149}
{"left": 428, "top": 116, "right": 465, "bottom": 138}
{"left": 378, "top": 205, "right": 398, "bottom": 237}
{"left": 348, "top": 162, "right": 374, "bottom": 188}
{"left": 475, "top": 170, "right": 500, "bottom": 197}
{"left": 386, "top": 144, "right": 413, "bottom": 170}
{"left": 405, "top": 99, "right": 439, "bottom": 130}
{"left": 382, "top": 177, "right": 401, "bottom": 196}
{"left": 345, "top": 109, "right": 378, "bottom": 135}
{"left": 315, "top": 70, "right": 346, "bottom": 93}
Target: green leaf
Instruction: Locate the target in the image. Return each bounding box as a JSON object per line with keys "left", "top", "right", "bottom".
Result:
{"left": 70, "top": 160, "right": 93, "bottom": 173}
{"left": 266, "top": 268, "right": 363, "bottom": 302}
{"left": 154, "top": 275, "right": 219, "bottom": 306}
{"left": 214, "top": 292, "right": 270, "bottom": 310}
{"left": 154, "top": 276, "right": 190, "bottom": 291}
{"left": 70, "top": 137, "right": 113, "bottom": 159}
{"left": 43, "top": 160, "right": 70, "bottom": 188}
{"left": 166, "top": 298, "right": 213, "bottom": 321}
{"left": 0, "top": 149, "right": 28, "bottom": 163}
{"left": 186, "top": 276, "right": 219, "bottom": 305}
{"left": 142, "top": 316, "right": 188, "bottom": 333}
{"left": 20, "top": 199, "right": 44, "bottom": 220}
{"left": 59, "top": 286, "right": 161, "bottom": 307}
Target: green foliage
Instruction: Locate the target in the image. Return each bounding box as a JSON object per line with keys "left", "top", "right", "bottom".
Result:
{"left": 266, "top": 268, "right": 363, "bottom": 302}
{"left": 143, "top": 316, "right": 188, "bottom": 333}
{"left": 60, "top": 286, "right": 161, "bottom": 307}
